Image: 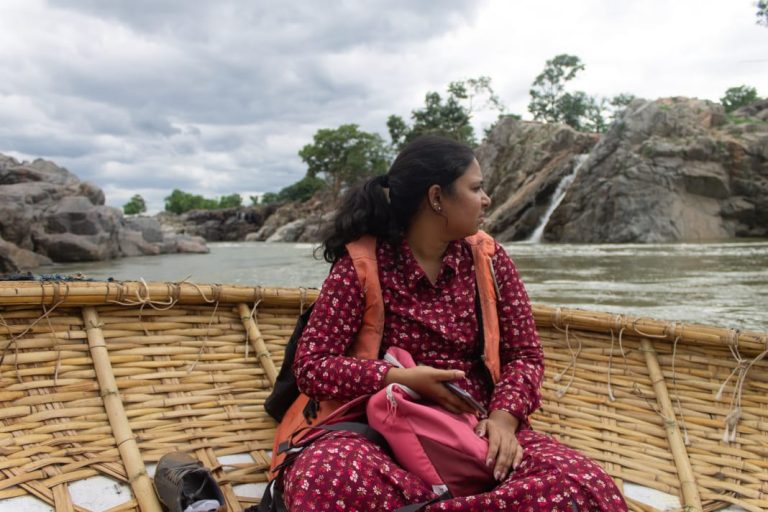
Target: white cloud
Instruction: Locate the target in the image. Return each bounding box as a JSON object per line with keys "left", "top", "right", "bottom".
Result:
{"left": 0, "top": 0, "right": 765, "bottom": 212}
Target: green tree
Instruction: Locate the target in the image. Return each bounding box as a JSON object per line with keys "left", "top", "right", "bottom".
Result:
{"left": 388, "top": 76, "right": 505, "bottom": 149}
{"left": 122, "top": 194, "right": 147, "bottom": 215}
{"left": 528, "top": 54, "right": 586, "bottom": 126}
{"left": 721, "top": 85, "right": 760, "bottom": 113}
{"left": 164, "top": 189, "right": 217, "bottom": 214}
{"left": 218, "top": 193, "right": 243, "bottom": 209}
{"left": 609, "top": 93, "right": 636, "bottom": 122}
{"left": 388, "top": 92, "right": 474, "bottom": 148}
{"left": 277, "top": 175, "right": 326, "bottom": 203}
{"left": 299, "top": 124, "right": 390, "bottom": 195}
{"left": 259, "top": 192, "right": 280, "bottom": 205}
{"left": 528, "top": 55, "right": 633, "bottom": 133}
{"left": 758, "top": 0, "right": 768, "bottom": 25}
{"left": 583, "top": 95, "right": 609, "bottom": 133}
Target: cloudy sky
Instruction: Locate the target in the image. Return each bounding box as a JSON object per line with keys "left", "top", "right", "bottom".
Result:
{"left": 1, "top": 0, "right": 765, "bottom": 213}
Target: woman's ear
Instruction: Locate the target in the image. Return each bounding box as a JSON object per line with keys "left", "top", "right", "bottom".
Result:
{"left": 427, "top": 184, "right": 442, "bottom": 213}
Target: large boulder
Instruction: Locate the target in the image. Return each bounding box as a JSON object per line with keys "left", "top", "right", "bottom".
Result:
{"left": 251, "top": 194, "right": 332, "bottom": 243}
{"left": 476, "top": 117, "right": 599, "bottom": 241}
{"left": 0, "top": 236, "right": 52, "bottom": 273}
{"left": 543, "top": 97, "right": 768, "bottom": 242}
{"left": 0, "top": 154, "right": 209, "bottom": 271}
{"left": 157, "top": 205, "right": 279, "bottom": 242}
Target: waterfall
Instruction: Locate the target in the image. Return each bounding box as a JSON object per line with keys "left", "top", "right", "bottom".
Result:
{"left": 528, "top": 154, "right": 589, "bottom": 243}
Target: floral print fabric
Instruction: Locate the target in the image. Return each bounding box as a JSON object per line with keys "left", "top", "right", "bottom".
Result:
{"left": 286, "top": 238, "right": 627, "bottom": 511}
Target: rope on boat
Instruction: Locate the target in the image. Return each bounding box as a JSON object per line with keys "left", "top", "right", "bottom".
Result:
{"left": 0, "top": 298, "right": 65, "bottom": 383}
{"left": 242, "top": 299, "right": 262, "bottom": 360}
{"left": 716, "top": 329, "right": 768, "bottom": 443}
{"left": 186, "top": 299, "right": 220, "bottom": 374}
{"left": 552, "top": 308, "right": 582, "bottom": 398}
{"left": 606, "top": 314, "right": 630, "bottom": 402}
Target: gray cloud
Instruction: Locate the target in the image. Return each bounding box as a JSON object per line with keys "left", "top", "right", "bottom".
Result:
{"left": 1, "top": 0, "right": 765, "bottom": 213}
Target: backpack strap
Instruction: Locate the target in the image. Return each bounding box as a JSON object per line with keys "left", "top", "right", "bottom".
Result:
{"left": 269, "top": 239, "right": 382, "bottom": 477}
{"left": 346, "top": 235, "right": 384, "bottom": 359}
{"left": 465, "top": 230, "right": 501, "bottom": 384}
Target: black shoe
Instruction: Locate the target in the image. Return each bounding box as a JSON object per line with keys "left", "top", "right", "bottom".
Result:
{"left": 153, "top": 452, "right": 225, "bottom": 512}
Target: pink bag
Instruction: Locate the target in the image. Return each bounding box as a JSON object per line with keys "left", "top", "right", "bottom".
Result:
{"left": 366, "top": 347, "right": 495, "bottom": 497}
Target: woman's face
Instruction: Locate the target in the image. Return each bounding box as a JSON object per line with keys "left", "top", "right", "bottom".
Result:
{"left": 440, "top": 159, "right": 491, "bottom": 239}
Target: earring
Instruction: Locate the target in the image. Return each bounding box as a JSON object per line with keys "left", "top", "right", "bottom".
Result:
{"left": 433, "top": 203, "right": 442, "bottom": 212}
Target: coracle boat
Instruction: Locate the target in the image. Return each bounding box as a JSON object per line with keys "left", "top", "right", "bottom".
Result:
{"left": 0, "top": 281, "right": 765, "bottom": 512}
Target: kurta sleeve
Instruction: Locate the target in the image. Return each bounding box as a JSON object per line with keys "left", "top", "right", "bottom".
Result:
{"left": 293, "top": 254, "right": 393, "bottom": 401}
{"left": 487, "top": 243, "right": 544, "bottom": 423}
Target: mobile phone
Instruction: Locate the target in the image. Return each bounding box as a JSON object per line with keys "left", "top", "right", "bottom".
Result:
{"left": 444, "top": 381, "right": 488, "bottom": 417}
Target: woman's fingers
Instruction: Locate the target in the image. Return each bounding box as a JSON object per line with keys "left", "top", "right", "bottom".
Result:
{"left": 492, "top": 431, "right": 514, "bottom": 480}
{"left": 513, "top": 443, "right": 524, "bottom": 470}
{"left": 475, "top": 419, "right": 488, "bottom": 438}
{"left": 485, "top": 417, "right": 521, "bottom": 480}
{"left": 404, "top": 367, "right": 475, "bottom": 414}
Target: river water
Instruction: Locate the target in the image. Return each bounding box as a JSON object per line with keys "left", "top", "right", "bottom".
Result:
{"left": 43, "top": 240, "right": 768, "bottom": 333}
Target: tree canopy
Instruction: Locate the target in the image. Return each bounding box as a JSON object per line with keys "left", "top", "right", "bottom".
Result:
{"left": 122, "top": 194, "right": 147, "bottom": 215}
{"left": 256, "top": 175, "right": 326, "bottom": 205}
{"left": 758, "top": 0, "right": 767, "bottom": 25}
{"left": 164, "top": 189, "right": 243, "bottom": 214}
{"left": 721, "top": 85, "right": 760, "bottom": 112}
{"left": 528, "top": 54, "right": 634, "bottom": 132}
{"left": 298, "top": 124, "right": 390, "bottom": 195}
{"left": 388, "top": 76, "right": 504, "bottom": 149}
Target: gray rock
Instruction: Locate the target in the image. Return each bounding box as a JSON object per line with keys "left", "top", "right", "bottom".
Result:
{"left": 166, "top": 235, "right": 209, "bottom": 254}
{"left": 170, "top": 206, "right": 276, "bottom": 241}
{"left": 124, "top": 215, "right": 165, "bottom": 243}
{"left": 34, "top": 232, "right": 117, "bottom": 262}
{"left": 0, "top": 236, "right": 52, "bottom": 273}
{"left": 266, "top": 218, "right": 307, "bottom": 242}
{"left": 476, "top": 117, "right": 599, "bottom": 241}
{"left": 732, "top": 98, "right": 768, "bottom": 122}
{"left": 0, "top": 154, "right": 209, "bottom": 270}
{"left": 542, "top": 97, "right": 768, "bottom": 242}
{"left": 118, "top": 229, "right": 161, "bottom": 257}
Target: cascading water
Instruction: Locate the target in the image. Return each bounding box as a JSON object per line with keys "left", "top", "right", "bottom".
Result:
{"left": 528, "top": 154, "right": 589, "bottom": 243}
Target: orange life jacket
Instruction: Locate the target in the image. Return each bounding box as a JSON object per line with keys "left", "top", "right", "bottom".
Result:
{"left": 269, "top": 231, "right": 501, "bottom": 476}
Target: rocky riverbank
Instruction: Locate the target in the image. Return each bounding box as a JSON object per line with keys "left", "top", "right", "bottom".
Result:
{"left": 166, "top": 96, "right": 767, "bottom": 245}
{"left": 0, "top": 156, "right": 208, "bottom": 273}
{"left": 3, "top": 96, "right": 766, "bottom": 272}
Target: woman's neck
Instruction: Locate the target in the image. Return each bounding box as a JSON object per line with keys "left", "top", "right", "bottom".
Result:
{"left": 406, "top": 222, "right": 449, "bottom": 284}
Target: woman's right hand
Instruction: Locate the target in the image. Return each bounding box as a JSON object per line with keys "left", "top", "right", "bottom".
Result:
{"left": 384, "top": 366, "right": 476, "bottom": 414}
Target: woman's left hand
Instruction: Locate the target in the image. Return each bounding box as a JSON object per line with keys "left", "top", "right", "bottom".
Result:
{"left": 475, "top": 410, "right": 523, "bottom": 481}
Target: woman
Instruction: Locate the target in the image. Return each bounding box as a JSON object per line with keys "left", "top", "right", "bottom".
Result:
{"left": 284, "top": 135, "right": 627, "bottom": 511}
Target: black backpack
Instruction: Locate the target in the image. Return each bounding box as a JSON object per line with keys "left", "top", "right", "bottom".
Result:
{"left": 263, "top": 304, "right": 315, "bottom": 422}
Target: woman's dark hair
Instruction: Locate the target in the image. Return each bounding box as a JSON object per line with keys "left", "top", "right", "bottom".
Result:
{"left": 320, "top": 134, "right": 475, "bottom": 263}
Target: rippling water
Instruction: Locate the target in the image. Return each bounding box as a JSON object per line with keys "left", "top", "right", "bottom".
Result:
{"left": 43, "top": 240, "right": 768, "bottom": 333}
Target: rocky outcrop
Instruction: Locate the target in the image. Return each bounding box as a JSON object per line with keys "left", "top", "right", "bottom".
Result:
{"left": 163, "top": 204, "right": 279, "bottom": 242}
{"left": 476, "top": 118, "right": 599, "bottom": 241}
{"left": 0, "top": 155, "right": 208, "bottom": 272}
{"left": 541, "top": 97, "right": 768, "bottom": 242}
{"left": 252, "top": 195, "right": 334, "bottom": 243}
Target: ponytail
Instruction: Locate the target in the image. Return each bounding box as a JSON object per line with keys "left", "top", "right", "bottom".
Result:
{"left": 320, "top": 175, "right": 399, "bottom": 263}
{"left": 320, "top": 134, "right": 475, "bottom": 263}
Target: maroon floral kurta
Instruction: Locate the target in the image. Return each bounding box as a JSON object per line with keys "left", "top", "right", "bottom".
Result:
{"left": 284, "top": 238, "right": 627, "bottom": 511}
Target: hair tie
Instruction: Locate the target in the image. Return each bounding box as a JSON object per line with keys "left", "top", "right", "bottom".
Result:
{"left": 374, "top": 174, "right": 389, "bottom": 188}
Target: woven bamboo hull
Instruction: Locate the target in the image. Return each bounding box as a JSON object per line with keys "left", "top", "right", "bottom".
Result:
{"left": 0, "top": 281, "right": 765, "bottom": 512}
